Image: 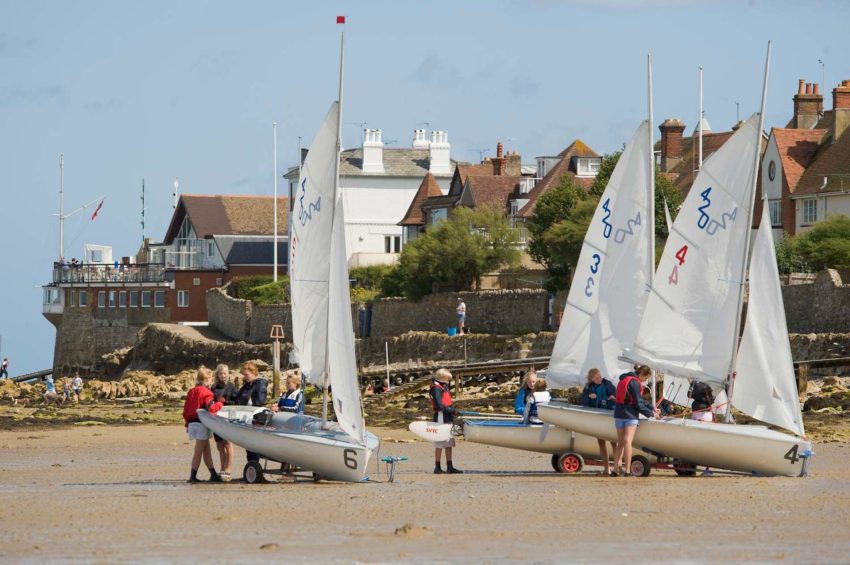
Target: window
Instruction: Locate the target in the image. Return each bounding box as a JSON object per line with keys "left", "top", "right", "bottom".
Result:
{"left": 108, "top": 291, "right": 116, "bottom": 308}
{"left": 178, "top": 290, "right": 189, "bottom": 308}
{"left": 119, "top": 291, "right": 127, "bottom": 308}
{"left": 803, "top": 199, "right": 818, "bottom": 224}
{"left": 141, "top": 291, "right": 151, "bottom": 308}
{"left": 576, "top": 157, "right": 601, "bottom": 177}
{"left": 430, "top": 208, "right": 447, "bottom": 225}
{"left": 215, "top": 277, "right": 223, "bottom": 286}
{"left": 90, "top": 249, "right": 103, "bottom": 263}
{"left": 154, "top": 291, "right": 165, "bottom": 307}
{"left": 208, "top": 242, "right": 214, "bottom": 256}
{"left": 79, "top": 290, "right": 88, "bottom": 307}
{"left": 193, "top": 277, "right": 201, "bottom": 286}
{"left": 68, "top": 290, "right": 76, "bottom": 307}
{"left": 98, "top": 291, "right": 106, "bottom": 308}
{"left": 384, "top": 235, "right": 401, "bottom": 253}
{"left": 769, "top": 200, "right": 781, "bottom": 227}
{"left": 129, "top": 291, "right": 138, "bottom": 308}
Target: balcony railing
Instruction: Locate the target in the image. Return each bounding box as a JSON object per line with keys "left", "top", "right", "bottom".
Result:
{"left": 52, "top": 263, "right": 167, "bottom": 284}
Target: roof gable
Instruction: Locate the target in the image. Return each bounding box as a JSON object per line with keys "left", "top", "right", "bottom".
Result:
{"left": 771, "top": 128, "right": 827, "bottom": 193}
{"left": 398, "top": 173, "right": 444, "bottom": 226}
{"left": 164, "top": 195, "right": 289, "bottom": 244}
{"left": 518, "top": 139, "right": 599, "bottom": 218}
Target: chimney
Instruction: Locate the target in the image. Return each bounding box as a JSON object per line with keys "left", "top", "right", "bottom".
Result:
{"left": 428, "top": 130, "right": 451, "bottom": 175}
{"left": 658, "top": 119, "right": 686, "bottom": 172}
{"left": 833, "top": 79, "right": 850, "bottom": 142}
{"left": 793, "top": 78, "right": 823, "bottom": 129}
{"left": 412, "top": 129, "right": 429, "bottom": 149}
{"left": 492, "top": 142, "right": 507, "bottom": 175}
{"left": 362, "top": 128, "right": 385, "bottom": 173}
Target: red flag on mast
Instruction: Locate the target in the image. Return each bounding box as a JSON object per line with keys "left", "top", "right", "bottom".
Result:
{"left": 91, "top": 200, "right": 104, "bottom": 220}
{"left": 336, "top": 16, "right": 345, "bottom": 24}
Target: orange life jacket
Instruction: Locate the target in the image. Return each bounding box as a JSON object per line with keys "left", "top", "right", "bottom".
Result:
{"left": 615, "top": 374, "right": 642, "bottom": 406}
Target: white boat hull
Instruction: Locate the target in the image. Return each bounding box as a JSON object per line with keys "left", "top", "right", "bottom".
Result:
{"left": 462, "top": 417, "right": 654, "bottom": 462}
{"left": 198, "top": 406, "right": 379, "bottom": 483}
{"left": 538, "top": 404, "right": 813, "bottom": 477}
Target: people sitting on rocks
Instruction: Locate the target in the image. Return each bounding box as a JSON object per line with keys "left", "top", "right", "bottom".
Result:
{"left": 581, "top": 368, "right": 617, "bottom": 475}
{"left": 182, "top": 367, "right": 223, "bottom": 483}
{"left": 272, "top": 373, "right": 304, "bottom": 414}
{"left": 514, "top": 370, "right": 540, "bottom": 423}
{"left": 42, "top": 376, "right": 63, "bottom": 406}
{"left": 234, "top": 362, "right": 268, "bottom": 466}
{"left": 211, "top": 364, "right": 237, "bottom": 482}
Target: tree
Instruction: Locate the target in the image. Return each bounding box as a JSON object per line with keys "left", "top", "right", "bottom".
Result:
{"left": 526, "top": 174, "right": 582, "bottom": 290}
{"left": 395, "top": 205, "right": 521, "bottom": 299}
{"left": 791, "top": 215, "right": 850, "bottom": 270}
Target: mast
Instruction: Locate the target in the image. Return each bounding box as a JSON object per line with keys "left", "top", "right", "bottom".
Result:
{"left": 273, "top": 122, "right": 279, "bottom": 282}
{"left": 726, "top": 41, "right": 772, "bottom": 421}
{"left": 141, "top": 179, "right": 146, "bottom": 242}
{"left": 59, "top": 154, "right": 65, "bottom": 259}
{"left": 698, "top": 65, "right": 704, "bottom": 170}
{"left": 322, "top": 18, "right": 345, "bottom": 424}
{"left": 647, "top": 53, "right": 657, "bottom": 408}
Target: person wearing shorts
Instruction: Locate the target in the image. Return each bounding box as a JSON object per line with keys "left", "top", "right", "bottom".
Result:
{"left": 430, "top": 368, "right": 462, "bottom": 474}
{"left": 612, "top": 365, "right": 657, "bottom": 477}
{"left": 71, "top": 373, "right": 83, "bottom": 403}
{"left": 182, "top": 367, "right": 223, "bottom": 483}
{"left": 210, "top": 364, "right": 237, "bottom": 482}
{"left": 455, "top": 298, "right": 466, "bottom": 335}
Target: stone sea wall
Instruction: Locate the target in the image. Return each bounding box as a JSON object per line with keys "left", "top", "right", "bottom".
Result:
{"left": 783, "top": 269, "right": 850, "bottom": 334}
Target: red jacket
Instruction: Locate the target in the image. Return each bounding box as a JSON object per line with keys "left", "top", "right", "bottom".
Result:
{"left": 183, "top": 385, "right": 223, "bottom": 426}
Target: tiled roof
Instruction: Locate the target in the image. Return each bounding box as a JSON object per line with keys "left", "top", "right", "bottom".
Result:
{"left": 784, "top": 109, "right": 833, "bottom": 130}
{"left": 339, "top": 148, "right": 456, "bottom": 177}
{"left": 517, "top": 139, "right": 598, "bottom": 218}
{"left": 794, "top": 129, "right": 850, "bottom": 196}
{"left": 420, "top": 194, "right": 460, "bottom": 209}
{"left": 464, "top": 175, "right": 522, "bottom": 213}
{"left": 771, "top": 128, "right": 828, "bottom": 193}
{"left": 164, "top": 195, "right": 289, "bottom": 244}
{"left": 660, "top": 130, "right": 735, "bottom": 195}
{"left": 398, "top": 173, "right": 444, "bottom": 226}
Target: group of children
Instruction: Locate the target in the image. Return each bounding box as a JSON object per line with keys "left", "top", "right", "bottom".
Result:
{"left": 42, "top": 373, "right": 83, "bottom": 406}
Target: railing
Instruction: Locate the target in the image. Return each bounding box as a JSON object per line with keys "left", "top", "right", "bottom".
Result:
{"left": 163, "top": 238, "right": 219, "bottom": 270}
{"left": 475, "top": 226, "right": 529, "bottom": 245}
{"left": 52, "top": 263, "right": 167, "bottom": 284}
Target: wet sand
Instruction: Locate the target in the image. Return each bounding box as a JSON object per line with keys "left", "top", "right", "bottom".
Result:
{"left": 1, "top": 425, "right": 849, "bottom": 563}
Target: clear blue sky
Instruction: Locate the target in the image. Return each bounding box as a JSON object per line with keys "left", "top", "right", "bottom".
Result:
{"left": 1, "top": 0, "right": 848, "bottom": 375}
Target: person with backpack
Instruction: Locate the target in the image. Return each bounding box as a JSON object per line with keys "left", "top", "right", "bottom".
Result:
{"left": 431, "top": 368, "right": 462, "bottom": 474}
{"left": 182, "top": 367, "right": 224, "bottom": 483}
{"left": 612, "top": 365, "right": 658, "bottom": 477}
{"left": 581, "top": 368, "right": 617, "bottom": 475}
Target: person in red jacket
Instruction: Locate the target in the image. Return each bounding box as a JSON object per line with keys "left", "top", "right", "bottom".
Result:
{"left": 183, "top": 367, "right": 224, "bottom": 483}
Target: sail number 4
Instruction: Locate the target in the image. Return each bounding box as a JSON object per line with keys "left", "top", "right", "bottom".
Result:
{"left": 668, "top": 245, "right": 689, "bottom": 285}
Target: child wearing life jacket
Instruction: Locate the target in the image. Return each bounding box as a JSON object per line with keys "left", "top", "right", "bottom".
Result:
{"left": 514, "top": 371, "right": 540, "bottom": 422}
{"left": 612, "top": 365, "right": 658, "bottom": 477}
{"left": 183, "top": 367, "right": 224, "bottom": 483}
{"left": 272, "top": 373, "right": 305, "bottom": 413}
{"left": 431, "top": 368, "right": 462, "bottom": 474}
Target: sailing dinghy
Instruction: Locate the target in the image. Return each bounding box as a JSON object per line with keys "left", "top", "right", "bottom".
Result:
{"left": 200, "top": 29, "right": 379, "bottom": 483}
{"left": 464, "top": 115, "right": 659, "bottom": 473}
{"left": 540, "top": 45, "right": 813, "bottom": 477}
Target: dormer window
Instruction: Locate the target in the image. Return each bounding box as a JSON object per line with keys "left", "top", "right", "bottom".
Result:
{"left": 576, "top": 157, "right": 601, "bottom": 177}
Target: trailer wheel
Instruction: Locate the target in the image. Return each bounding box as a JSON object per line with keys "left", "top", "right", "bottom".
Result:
{"left": 550, "top": 454, "right": 560, "bottom": 472}
{"left": 630, "top": 455, "right": 651, "bottom": 477}
{"left": 556, "top": 452, "right": 584, "bottom": 474}
{"left": 312, "top": 472, "right": 323, "bottom": 482}
{"left": 673, "top": 461, "right": 696, "bottom": 477}
{"left": 243, "top": 461, "right": 265, "bottom": 484}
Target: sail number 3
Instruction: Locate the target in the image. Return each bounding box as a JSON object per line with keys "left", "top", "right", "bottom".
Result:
{"left": 585, "top": 253, "right": 601, "bottom": 297}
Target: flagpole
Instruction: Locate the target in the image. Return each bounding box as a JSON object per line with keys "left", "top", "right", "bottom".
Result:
{"left": 273, "top": 122, "right": 278, "bottom": 282}
{"left": 698, "top": 65, "right": 704, "bottom": 170}
{"left": 59, "top": 154, "right": 64, "bottom": 259}
{"left": 141, "top": 179, "right": 146, "bottom": 242}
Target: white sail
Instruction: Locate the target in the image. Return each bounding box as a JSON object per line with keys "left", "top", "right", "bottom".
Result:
{"left": 327, "top": 180, "right": 366, "bottom": 445}
{"left": 663, "top": 196, "right": 673, "bottom": 233}
{"left": 734, "top": 205, "right": 805, "bottom": 436}
{"left": 290, "top": 102, "right": 339, "bottom": 384}
{"left": 630, "top": 114, "right": 761, "bottom": 388}
{"left": 547, "top": 122, "right": 652, "bottom": 387}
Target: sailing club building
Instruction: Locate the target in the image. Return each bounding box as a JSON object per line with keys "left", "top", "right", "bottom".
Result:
{"left": 42, "top": 194, "right": 288, "bottom": 374}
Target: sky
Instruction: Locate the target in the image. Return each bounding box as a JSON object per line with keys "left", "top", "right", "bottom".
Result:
{"left": 1, "top": 0, "right": 848, "bottom": 375}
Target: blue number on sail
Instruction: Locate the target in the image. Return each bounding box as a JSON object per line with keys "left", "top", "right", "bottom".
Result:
{"left": 585, "top": 253, "right": 601, "bottom": 297}
{"left": 601, "top": 199, "right": 612, "bottom": 239}
{"left": 697, "top": 187, "right": 712, "bottom": 229}
{"left": 613, "top": 212, "right": 641, "bottom": 244}
{"left": 298, "top": 177, "right": 322, "bottom": 226}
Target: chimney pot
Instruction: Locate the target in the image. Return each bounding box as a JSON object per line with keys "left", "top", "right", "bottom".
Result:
{"left": 814, "top": 83, "right": 820, "bottom": 95}
{"left": 496, "top": 142, "right": 503, "bottom": 159}
{"left": 798, "top": 79, "right": 805, "bottom": 94}
{"left": 805, "top": 83, "right": 812, "bottom": 94}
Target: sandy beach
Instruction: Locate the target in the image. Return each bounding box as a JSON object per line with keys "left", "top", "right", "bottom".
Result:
{"left": 1, "top": 421, "right": 849, "bottom": 563}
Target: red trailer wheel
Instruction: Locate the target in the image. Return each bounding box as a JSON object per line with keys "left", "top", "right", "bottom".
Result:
{"left": 557, "top": 452, "right": 584, "bottom": 474}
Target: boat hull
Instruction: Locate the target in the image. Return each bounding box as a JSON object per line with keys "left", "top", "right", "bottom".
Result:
{"left": 462, "top": 417, "right": 653, "bottom": 462}
{"left": 538, "top": 404, "right": 812, "bottom": 477}
{"left": 198, "top": 406, "right": 379, "bottom": 483}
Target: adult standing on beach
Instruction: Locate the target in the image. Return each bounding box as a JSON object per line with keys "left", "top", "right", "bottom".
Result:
{"left": 430, "top": 368, "right": 462, "bottom": 474}
{"left": 612, "top": 366, "right": 658, "bottom": 477}
{"left": 1, "top": 358, "right": 9, "bottom": 379}
{"left": 456, "top": 298, "right": 466, "bottom": 335}
{"left": 42, "top": 375, "right": 62, "bottom": 405}
{"left": 182, "top": 367, "right": 223, "bottom": 483}
{"left": 211, "top": 364, "right": 237, "bottom": 482}
{"left": 234, "top": 362, "right": 268, "bottom": 465}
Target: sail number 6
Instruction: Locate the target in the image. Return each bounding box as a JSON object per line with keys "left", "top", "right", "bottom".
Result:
{"left": 668, "top": 245, "right": 689, "bottom": 285}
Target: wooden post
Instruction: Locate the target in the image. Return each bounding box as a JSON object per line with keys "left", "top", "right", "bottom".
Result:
{"left": 270, "top": 324, "right": 285, "bottom": 399}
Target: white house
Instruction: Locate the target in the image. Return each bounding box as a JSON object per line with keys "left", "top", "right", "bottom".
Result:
{"left": 285, "top": 129, "right": 454, "bottom": 267}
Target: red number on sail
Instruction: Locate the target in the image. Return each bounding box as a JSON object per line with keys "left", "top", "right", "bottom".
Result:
{"left": 668, "top": 265, "right": 678, "bottom": 285}
{"left": 675, "top": 245, "right": 689, "bottom": 266}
